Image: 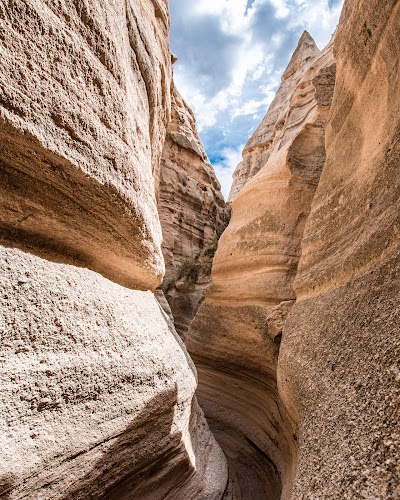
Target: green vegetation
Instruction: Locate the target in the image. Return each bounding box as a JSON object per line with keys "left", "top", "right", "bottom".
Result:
{"left": 177, "top": 255, "right": 200, "bottom": 282}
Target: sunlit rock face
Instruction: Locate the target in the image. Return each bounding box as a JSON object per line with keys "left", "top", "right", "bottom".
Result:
{"left": 158, "top": 83, "right": 225, "bottom": 339}
{"left": 278, "top": 0, "right": 400, "bottom": 497}
{"left": 0, "top": 0, "right": 172, "bottom": 291}
{"left": 187, "top": 32, "right": 336, "bottom": 498}
{"left": 229, "top": 31, "right": 320, "bottom": 202}
{"left": 0, "top": 1, "right": 229, "bottom": 498}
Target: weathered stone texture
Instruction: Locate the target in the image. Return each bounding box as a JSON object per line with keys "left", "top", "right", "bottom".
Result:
{"left": 0, "top": 0, "right": 172, "bottom": 291}
{"left": 278, "top": 1, "right": 400, "bottom": 497}
{"left": 0, "top": 246, "right": 228, "bottom": 499}
{"left": 0, "top": 2, "right": 229, "bottom": 498}
{"left": 187, "top": 34, "right": 336, "bottom": 498}
{"left": 158, "top": 84, "right": 225, "bottom": 339}
{"left": 229, "top": 31, "right": 322, "bottom": 201}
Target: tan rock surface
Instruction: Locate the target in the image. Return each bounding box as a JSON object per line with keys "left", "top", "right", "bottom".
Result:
{"left": 0, "top": 0, "right": 172, "bottom": 291}
{"left": 0, "top": 246, "right": 228, "bottom": 499}
{"left": 229, "top": 31, "right": 321, "bottom": 201}
{"left": 158, "top": 84, "right": 225, "bottom": 339}
{"left": 278, "top": 1, "right": 400, "bottom": 496}
{"left": 187, "top": 34, "right": 336, "bottom": 498}
{"left": 0, "top": 2, "right": 229, "bottom": 498}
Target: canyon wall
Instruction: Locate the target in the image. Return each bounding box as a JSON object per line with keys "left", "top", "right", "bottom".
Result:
{"left": 188, "top": 1, "right": 400, "bottom": 498}
{"left": 278, "top": 0, "right": 400, "bottom": 496}
{"left": 187, "top": 33, "right": 337, "bottom": 498}
{"left": 158, "top": 84, "right": 225, "bottom": 339}
{"left": 0, "top": 1, "right": 228, "bottom": 498}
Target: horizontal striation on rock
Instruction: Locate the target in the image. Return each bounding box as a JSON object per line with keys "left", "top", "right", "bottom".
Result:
{"left": 278, "top": 0, "right": 400, "bottom": 496}
{"left": 229, "top": 31, "right": 323, "bottom": 201}
{"left": 0, "top": 1, "right": 230, "bottom": 498}
{"left": 0, "top": 0, "right": 172, "bottom": 291}
{"left": 186, "top": 33, "right": 337, "bottom": 498}
{"left": 158, "top": 83, "right": 225, "bottom": 339}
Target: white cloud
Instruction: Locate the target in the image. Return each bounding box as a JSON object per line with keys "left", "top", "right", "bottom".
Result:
{"left": 212, "top": 144, "right": 245, "bottom": 199}
{"left": 170, "top": 0, "right": 344, "bottom": 195}
{"left": 231, "top": 96, "right": 272, "bottom": 118}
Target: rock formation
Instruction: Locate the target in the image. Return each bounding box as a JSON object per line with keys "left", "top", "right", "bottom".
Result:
{"left": 0, "top": 1, "right": 228, "bottom": 498}
{"left": 229, "top": 31, "right": 321, "bottom": 201}
{"left": 188, "top": 1, "right": 400, "bottom": 499}
{"left": 186, "top": 32, "right": 337, "bottom": 498}
{"left": 278, "top": 1, "right": 400, "bottom": 496}
{"left": 157, "top": 83, "right": 225, "bottom": 339}
{"left": 1, "top": 0, "right": 399, "bottom": 498}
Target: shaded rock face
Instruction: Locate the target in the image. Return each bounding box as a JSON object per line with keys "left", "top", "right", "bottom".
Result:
{"left": 278, "top": 1, "right": 400, "bottom": 496}
{"left": 158, "top": 84, "right": 225, "bottom": 339}
{"left": 0, "top": 1, "right": 229, "bottom": 498}
{"left": 186, "top": 34, "right": 336, "bottom": 498}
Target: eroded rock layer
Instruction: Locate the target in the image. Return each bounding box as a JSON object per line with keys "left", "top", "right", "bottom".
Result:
{"left": 0, "top": 247, "right": 228, "bottom": 499}
{"left": 0, "top": 1, "right": 229, "bottom": 498}
{"left": 158, "top": 84, "right": 225, "bottom": 339}
{"left": 187, "top": 34, "right": 336, "bottom": 498}
{"left": 0, "top": 0, "right": 172, "bottom": 291}
{"left": 278, "top": 1, "right": 400, "bottom": 496}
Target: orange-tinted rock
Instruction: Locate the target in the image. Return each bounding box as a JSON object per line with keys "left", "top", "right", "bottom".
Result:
{"left": 229, "top": 31, "right": 321, "bottom": 201}
{"left": 278, "top": 1, "right": 400, "bottom": 496}
{"left": 187, "top": 34, "right": 336, "bottom": 498}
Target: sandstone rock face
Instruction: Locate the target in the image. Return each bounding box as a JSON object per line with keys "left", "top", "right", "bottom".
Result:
{"left": 0, "top": 247, "right": 228, "bottom": 499}
{"left": 0, "top": 2, "right": 229, "bottom": 498}
{"left": 229, "top": 31, "right": 320, "bottom": 201}
{"left": 278, "top": 1, "right": 400, "bottom": 496}
{"left": 0, "top": 0, "right": 172, "bottom": 291}
{"left": 187, "top": 33, "right": 336, "bottom": 498}
{"left": 158, "top": 84, "right": 225, "bottom": 339}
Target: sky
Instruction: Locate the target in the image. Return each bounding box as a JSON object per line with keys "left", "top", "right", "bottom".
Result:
{"left": 169, "top": 0, "right": 344, "bottom": 198}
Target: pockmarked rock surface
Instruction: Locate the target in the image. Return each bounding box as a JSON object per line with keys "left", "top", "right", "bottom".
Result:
{"left": 158, "top": 84, "right": 225, "bottom": 339}
{"left": 0, "top": 0, "right": 172, "bottom": 291}
{"left": 278, "top": 1, "right": 400, "bottom": 497}
{"left": 0, "top": 1, "right": 229, "bottom": 498}
{"left": 187, "top": 32, "right": 336, "bottom": 498}
{"left": 0, "top": 247, "right": 229, "bottom": 499}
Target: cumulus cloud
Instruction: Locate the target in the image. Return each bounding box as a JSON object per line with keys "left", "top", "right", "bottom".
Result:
{"left": 170, "top": 0, "right": 344, "bottom": 198}
{"left": 212, "top": 144, "right": 245, "bottom": 199}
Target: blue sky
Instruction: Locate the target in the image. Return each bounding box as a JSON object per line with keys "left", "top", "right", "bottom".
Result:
{"left": 169, "top": 0, "right": 344, "bottom": 198}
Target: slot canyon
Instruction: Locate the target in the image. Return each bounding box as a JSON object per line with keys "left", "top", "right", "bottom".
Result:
{"left": 0, "top": 0, "right": 399, "bottom": 499}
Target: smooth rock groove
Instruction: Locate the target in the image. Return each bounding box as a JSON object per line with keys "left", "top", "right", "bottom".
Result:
{"left": 157, "top": 83, "right": 225, "bottom": 339}
{"left": 0, "top": 1, "right": 229, "bottom": 498}
{"left": 187, "top": 32, "right": 337, "bottom": 499}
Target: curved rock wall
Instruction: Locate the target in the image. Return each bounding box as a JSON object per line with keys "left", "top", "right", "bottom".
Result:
{"left": 0, "top": 0, "right": 171, "bottom": 291}
{"left": 278, "top": 0, "right": 400, "bottom": 496}
{"left": 186, "top": 34, "right": 336, "bottom": 498}
{"left": 0, "top": 1, "right": 229, "bottom": 498}
{"left": 158, "top": 84, "right": 225, "bottom": 339}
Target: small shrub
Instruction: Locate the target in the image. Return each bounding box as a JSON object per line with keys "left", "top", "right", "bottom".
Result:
{"left": 221, "top": 205, "right": 232, "bottom": 226}
{"left": 216, "top": 204, "right": 232, "bottom": 239}
{"left": 200, "top": 262, "right": 212, "bottom": 275}
{"left": 204, "top": 244, "right": 217, "bottom": 258}
{"left": 177, "top": 255, "right": 200, "bottom": 282}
